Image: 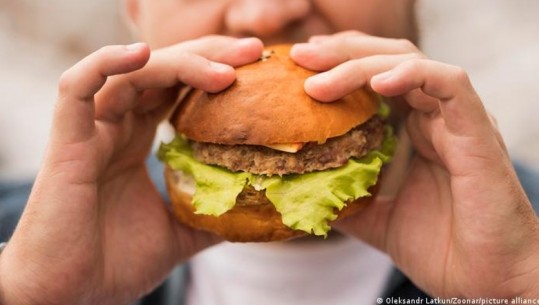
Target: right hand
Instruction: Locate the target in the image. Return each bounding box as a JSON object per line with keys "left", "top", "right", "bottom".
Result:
{"left": 292, "top": 32, "right": 539, "bottom": 297}
{"left": 0, "top": 36, "right": 263, "bottom": 305}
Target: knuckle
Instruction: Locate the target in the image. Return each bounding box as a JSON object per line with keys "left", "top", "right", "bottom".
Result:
{"left": 488, "top": 112, "right": 500, "bottom": 128}
{"left": 350, "top": 60, "right": 369, "bottom": 82}
{"left": 395, "top": 38, "right": 418, "bottom": 52}
{"left": 58, "top": 68, "right": 77, "bottom": 95}
{"left": 58, "top": 47, "right": 111, "bottom": 95}
{"left": 402, "top": 57, "right": 424, "bottom": 72}
{"left": 196, "top": 34, "right": 228, "bottom": 45}
{"left": 92, "top": 45, "right": 118, "bottom": 61}
{"left": 406, "top": 52, "right": 425, "bottom": 60}
{"left": 450, "top": 65, "right": 471, "bottom": 85}
{"left": 96, "top": 45, "right": 113, "bottom": 54}
{"left": 341, "top": 30, "right": 362, "bottom": 37}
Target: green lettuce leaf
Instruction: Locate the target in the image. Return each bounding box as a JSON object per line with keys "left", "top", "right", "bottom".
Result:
{"left": 158, "top": 129, "right": 395, "bottom": 237}
{"left": 158, "top": 137, "right": 250, "bottom": 215}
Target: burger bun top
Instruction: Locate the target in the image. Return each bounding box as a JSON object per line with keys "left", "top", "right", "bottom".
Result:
{"left": 172, "top": 44, "right": 379, "bottom": 145}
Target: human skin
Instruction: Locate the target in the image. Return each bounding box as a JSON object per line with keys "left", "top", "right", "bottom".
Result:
{"left": 0, "top": 38, "right": 264, "bottom": 305}
{"left": 297, "top": 32, "right": 539, "bottom": 296}
{"left": 1, "top": 1, "right": 538, "bottom": 304}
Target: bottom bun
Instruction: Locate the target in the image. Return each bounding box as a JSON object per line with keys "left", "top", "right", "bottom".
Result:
{"left": 165, "top": 166, "right": 378, "bottom": 242}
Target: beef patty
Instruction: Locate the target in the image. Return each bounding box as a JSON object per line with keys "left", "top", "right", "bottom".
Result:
{"left": 190, "top": 116, "right": 385, "bottom": 176}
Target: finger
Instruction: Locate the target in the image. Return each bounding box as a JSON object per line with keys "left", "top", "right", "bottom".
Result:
{"left": 172, "top": 220, "right": 223, "bottom": 261}
{"left": 134, "top": 37, "right": 264, "bottom": 90}
{"left": 95, "top": 37, "right": 263, "bottom": 122}
{"left": 291, "top": 34, "right": 419, "bottom": 71}
{"left": 382, "top": 66, "right": 511, "bottom": 168}
{"left": 162, "top": 36, "right": 264, "bottom": 69}
{"left": 133, "top": 86, "right": 181, "bottom": 116}
{"left": 401, "top": 88, "right": 440, "bottom": 113}
{"left": 133, "top": 53, "right": 236, "bottom": 93}
{"left": 53, "top": 43, "right": 150, "bottom": 144}
{"left": 308, "top": 35, "right": 330, "bottom": 43}
{"left": 333, "top": 196, "right": 394, "bottom": 252}
{"left": 392, "top": 89, "right": 444, "bottom": 166}
{"left": 487, "top": 113, "right": 510, "bottom": 155}
{"left": 95, "top": 53, "right": 234, "bottom": 122}
{"left": 405, "top": 110, "right": 444, "bottom": 166}
{"left": 307, "top": 30, "right": 368, "bottom": 43}
{"left": 304, "top": 53, "right": 422, "bottom": 102}
{"left": 371, "top": 59, "right": 491, "bottom": 137}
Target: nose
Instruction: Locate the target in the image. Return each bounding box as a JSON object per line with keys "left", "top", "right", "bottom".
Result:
{"left": 225, "top": 0, "right": 311, "bottom": 38}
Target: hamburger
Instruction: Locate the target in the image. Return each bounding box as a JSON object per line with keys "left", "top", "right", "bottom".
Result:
{"left": 158, "top": 44, "right": 395, "bottom": 242}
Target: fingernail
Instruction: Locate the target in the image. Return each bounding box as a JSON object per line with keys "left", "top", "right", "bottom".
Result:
{"left": 290, "top": 43, "right": 316, "bottom": 59}
{"left": 308, "top": 72, "right": 329, "bottom": 84}
{"left": 210, "top": 61, "right": 232, "bottom": 74}
{"left": 292, "top": 42, "right": 315, "bottom": 50}
{"left": 125, "top": 42, "right": 146, "bottom": 52}
{"left": 305, "top": 73, "right": 328, "bottom": 94}
{"left": 236, "top": 37, "right": 260, "bottom": 46}
{"left": 372, "top": 71, "right": 393, "bottom": 83}
{"left": 305, "top": 74, "right": 335, "bottom": 103}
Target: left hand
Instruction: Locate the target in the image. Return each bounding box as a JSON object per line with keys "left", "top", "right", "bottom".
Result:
{"left": 290, "top": 31, "right": 539, "bottom": 298}
{"left": 0, "top": 37, "right": 264, "bottom": 305}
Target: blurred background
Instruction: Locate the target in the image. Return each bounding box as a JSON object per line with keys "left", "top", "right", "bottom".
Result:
{"left": 1, "top": 0, "right": 539, "bottom": 182}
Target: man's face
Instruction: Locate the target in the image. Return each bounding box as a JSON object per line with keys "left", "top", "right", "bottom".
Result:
{"left": 126, "top": 0, "right": 416, "bottom": 48}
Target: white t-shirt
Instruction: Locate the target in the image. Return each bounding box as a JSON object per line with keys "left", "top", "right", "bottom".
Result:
{"left": 186, "top": 237, "right": 393, "bottom": 305}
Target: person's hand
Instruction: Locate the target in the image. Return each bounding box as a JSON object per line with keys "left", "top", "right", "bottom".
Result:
{"left": 291, "top": 32, "right": 539, "bottom": 297}
{"left": 0, "top": 36, "right": 263, "bottom": 305}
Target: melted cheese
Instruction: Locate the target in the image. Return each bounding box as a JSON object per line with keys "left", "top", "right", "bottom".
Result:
{"left": 263, "top": 142, "right": 304, "bottom": 153}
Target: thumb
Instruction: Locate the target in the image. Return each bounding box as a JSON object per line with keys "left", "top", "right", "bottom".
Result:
{"left": 334, "top": 129, "right": 412, "bottom": 251}
{"left": 333, "top": 196, "right": 393, "bottom": 252}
